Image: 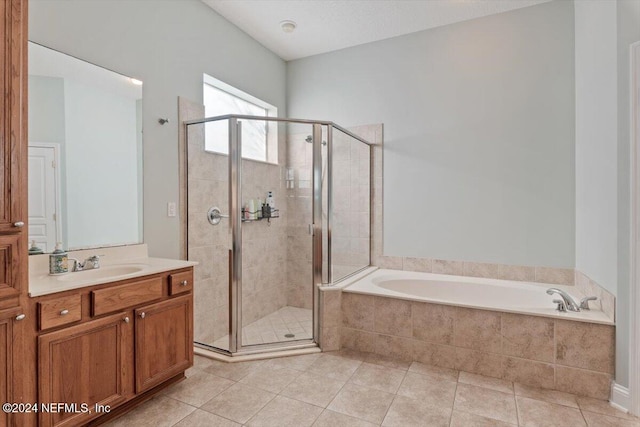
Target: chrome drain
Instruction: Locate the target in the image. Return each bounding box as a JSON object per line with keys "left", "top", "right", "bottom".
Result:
{"left": 284, "top": 333, "right": 295, "bottom": 338}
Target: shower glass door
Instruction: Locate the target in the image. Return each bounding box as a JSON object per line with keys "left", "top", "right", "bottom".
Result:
{"left": 238, "top": 119, "right": 319, "bottom": 348}
{"left": 187, "top": 115, "right": 332, "bottom": 355}
{"left": 186, "top": 116, "right": 232, "bottom": 352}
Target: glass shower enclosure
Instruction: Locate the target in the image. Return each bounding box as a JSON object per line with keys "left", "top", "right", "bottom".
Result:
{"left": 185, "top": 115, "right": 371, "bottom": 356}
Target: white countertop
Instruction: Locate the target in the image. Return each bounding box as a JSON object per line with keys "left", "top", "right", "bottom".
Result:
{"left": 29, "top": 244, "right": 197, "bottom": 297}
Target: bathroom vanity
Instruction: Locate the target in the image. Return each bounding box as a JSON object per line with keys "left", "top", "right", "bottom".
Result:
{"left": 0, "top": 3, "right": 198, "bottom": 425}
{"left": 27, "top": 246, "right": 196, "bottom": 426}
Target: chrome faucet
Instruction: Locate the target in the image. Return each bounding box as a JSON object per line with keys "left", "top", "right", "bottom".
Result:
{"left": 546, "top": 288, "right": 581, "bottom": 312}
{"left": 68, "top": 255, "right": 103, "bottom": 272}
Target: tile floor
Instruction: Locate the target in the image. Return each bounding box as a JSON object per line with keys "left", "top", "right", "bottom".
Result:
{"left": 211, "top": 306, "right": 313, "bottom": 349}
{"left": 104, "top": 350, "right": 640, "bottom": 427}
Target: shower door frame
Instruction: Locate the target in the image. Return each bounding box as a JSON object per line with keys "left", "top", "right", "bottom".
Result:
{"left": 186, "top": 114, "right": 371, "bottom": 356}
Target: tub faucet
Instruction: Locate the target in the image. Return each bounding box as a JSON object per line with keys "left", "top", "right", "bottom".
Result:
{"left": 546, "top": 288, "right": 580, "bottom": 312}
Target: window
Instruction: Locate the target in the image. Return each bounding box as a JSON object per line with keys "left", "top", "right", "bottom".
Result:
{"left": 203, "top": 74, "right": 277, "bottom": 163}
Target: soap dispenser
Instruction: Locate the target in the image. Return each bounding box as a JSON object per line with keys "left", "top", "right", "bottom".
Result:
{"left": 28, "top": 240, "right": 44, "bottom": 255}
{"left": 49, "top": 242, "right": 69, "bottom": 275}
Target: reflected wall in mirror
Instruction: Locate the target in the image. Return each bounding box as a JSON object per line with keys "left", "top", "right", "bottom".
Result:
{"left": 28, "top": 42, "right": 143, "bottom": 253}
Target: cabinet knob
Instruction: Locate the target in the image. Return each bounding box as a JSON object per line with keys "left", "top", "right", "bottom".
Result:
{"left": 15, "top": 314, "right": 26, "bottom": 321}
{"left": 13, "top": 221, "right": 24, "bottom": 228}
{"left": 181, "top": 280, "right": 188, "bottom": 286}
{"left": 60, "top": 309, "right": 69, "bottom": 316}
{"left": 123, "top": 316, "right": 130, "bottom": 323}
{"left": 139, "top": 312, "right": 145, "bottom": 319}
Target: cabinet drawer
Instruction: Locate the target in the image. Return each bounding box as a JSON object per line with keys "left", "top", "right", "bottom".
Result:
{"left": 39, "top": 295, "right": 82, "bottom": 331}
{"left": 168, "top": 271, "right": 193, "bottom": 296}
{"left": 92, "top": 277, "right": 163, "bottom": 316}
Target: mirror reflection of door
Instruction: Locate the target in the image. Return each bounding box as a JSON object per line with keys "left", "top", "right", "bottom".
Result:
{"left": 28, "top": 143, "right": 61, "bottom": 252}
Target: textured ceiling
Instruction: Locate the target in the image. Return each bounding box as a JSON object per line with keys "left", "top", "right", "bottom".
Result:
{"left": 202, "top": 0, "right": 553, "bottom": 61}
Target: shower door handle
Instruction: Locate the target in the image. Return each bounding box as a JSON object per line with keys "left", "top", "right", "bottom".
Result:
{"left": 207, "top": 207, "right": 228, "bottom": 225}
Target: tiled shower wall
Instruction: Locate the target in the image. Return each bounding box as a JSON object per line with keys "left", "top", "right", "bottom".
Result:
{"left": 240, "top": 157, "right": 289, "bottom": 326}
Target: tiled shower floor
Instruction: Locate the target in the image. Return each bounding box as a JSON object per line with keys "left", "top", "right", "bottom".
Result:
{"left": 104, "top": 350, "right": 640, "bottom": 427}
{"left": 212, "top": 306, "right": 313, "bottom": 349}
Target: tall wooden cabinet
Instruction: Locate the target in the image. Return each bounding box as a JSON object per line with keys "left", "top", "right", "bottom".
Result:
{"left": 0, "top": 1, "right": 30, "bottom": 427}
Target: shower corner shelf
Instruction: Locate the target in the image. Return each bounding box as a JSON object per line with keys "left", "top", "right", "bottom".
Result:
{"left": 241, "top": 215, "right": 280, "bottom": 223}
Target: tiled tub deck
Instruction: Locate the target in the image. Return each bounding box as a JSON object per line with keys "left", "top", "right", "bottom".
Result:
{"left": 323, "top": 290, "right": 614, "bottom": 400}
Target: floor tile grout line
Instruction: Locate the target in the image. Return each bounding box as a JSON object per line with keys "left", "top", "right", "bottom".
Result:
{"left": 320, "top": 354, "right": 367, "bottom": 420}
{"left": 197, "top": 400, "right": 248, "bottom": 426}
{"left": 579, "top": 408, "right": 590, "bottom": 426}
{"left": 448, "top": 379, "right": 459, "bottom": 427}
{"left": 240, "top": 387, "right": 278, "bottom": 426}
{"left": 376, "top": 365, "right": 410, "bottom": 425}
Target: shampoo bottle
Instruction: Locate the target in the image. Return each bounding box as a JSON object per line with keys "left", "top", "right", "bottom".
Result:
{"left": 266, "top": 191, "right": 275, "bottom": 217}
{"left": 248, "top": 199, "right": 256, "bottom": 220}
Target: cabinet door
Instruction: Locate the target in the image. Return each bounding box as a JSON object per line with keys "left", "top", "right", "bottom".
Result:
{"left": 0, "top": 235, "right": 22, "bottom": 309}
{"left": 0, "top": 316, "right": 12, "bottom": 427}
{"left": 135, "top": 295, "right": 193, "bottom": 393}
{"left": 38, "top": 312, "right": 133, "bottom": 427}
{"left": 0, "top": 0, "right": 27, "bottom": 232}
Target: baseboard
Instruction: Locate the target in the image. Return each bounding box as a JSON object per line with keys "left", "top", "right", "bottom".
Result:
{"left": 610, "top": 382, "right": 631, "bottom": 412}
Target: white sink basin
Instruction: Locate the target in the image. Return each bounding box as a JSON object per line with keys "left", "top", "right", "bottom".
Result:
{"left": 56, "top": 265, "right": 147, "bottom": 281}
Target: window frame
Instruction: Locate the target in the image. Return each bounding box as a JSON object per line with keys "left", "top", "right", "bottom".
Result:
{"left": 202, "top": 73, "right": 278, "bottom": 164}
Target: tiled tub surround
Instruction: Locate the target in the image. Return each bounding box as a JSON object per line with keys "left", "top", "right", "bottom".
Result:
{"left": 375, "top": 256, "right": 576, "bottom": 287}
{"left": 346, "top": 269, "right": 612, "bottom": 324}
{"left": 575, "top": 270, "right": 616, "bottom": 321}
{"left": 370, "top": 257, "right": 616, "bottom": 321}
{"left": 340, "top": 290, "right": 614, "bottom": 400}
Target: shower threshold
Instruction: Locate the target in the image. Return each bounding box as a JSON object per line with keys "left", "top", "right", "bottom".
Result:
{"left": 194, "top": 306, "right": 316, "bottom": 359}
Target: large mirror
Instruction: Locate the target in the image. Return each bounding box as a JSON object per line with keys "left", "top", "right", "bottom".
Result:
{"left": 28, "top": 42, "right": 143, "bottom": 253}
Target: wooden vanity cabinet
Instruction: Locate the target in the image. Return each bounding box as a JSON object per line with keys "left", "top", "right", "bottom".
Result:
{"left": 135, "top": 295, "right": 192, "bottom": 393}
{"left": 38, "top": 312, "right": 133, "bottom": 427}
{"left": 34, "top": 268, "right": 194, "bottom": 427}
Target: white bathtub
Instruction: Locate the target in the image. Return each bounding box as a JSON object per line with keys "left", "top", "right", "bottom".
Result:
{"left": 343, "top": 268, "right": 613, "bottom": 325}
